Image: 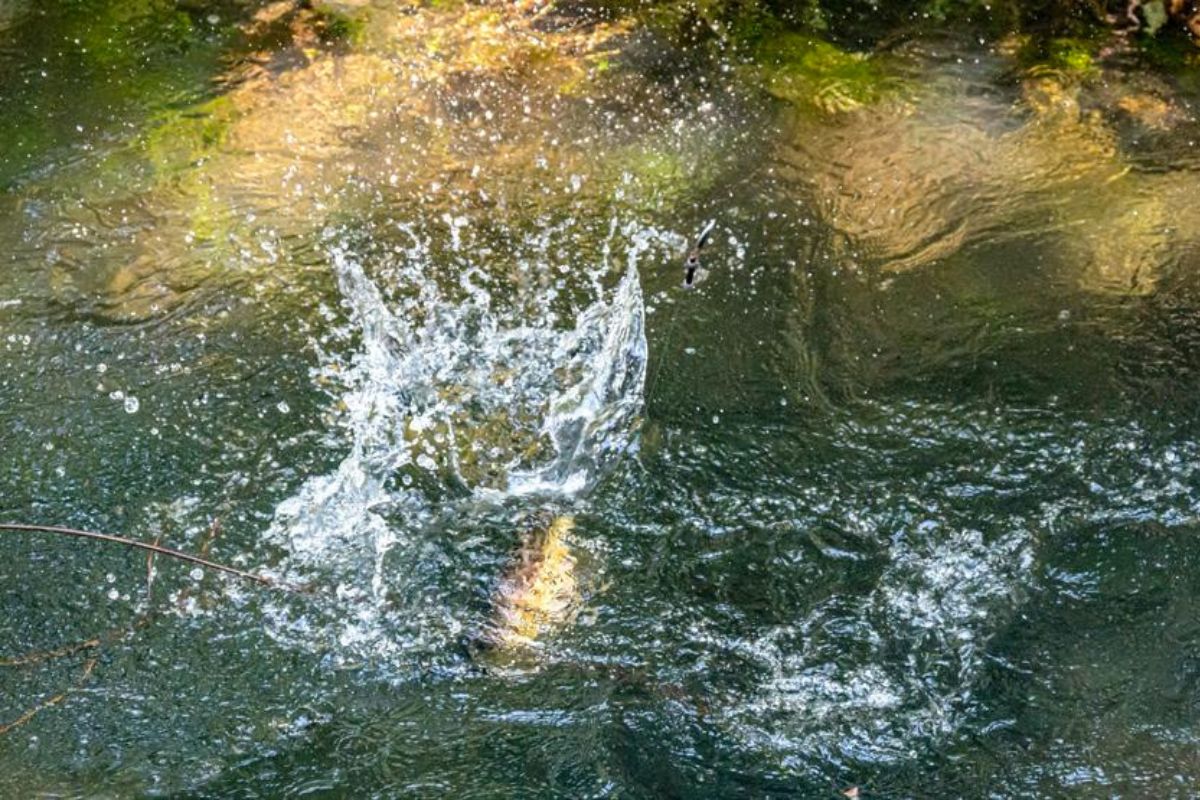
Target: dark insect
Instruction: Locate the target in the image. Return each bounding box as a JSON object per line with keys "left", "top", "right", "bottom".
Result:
{"left": 683, "top": 219, "right": 717, "bottom": 288}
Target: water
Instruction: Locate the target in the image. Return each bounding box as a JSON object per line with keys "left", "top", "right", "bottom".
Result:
{"left": 4, "top": 2, "right": 1200, "bottom": 797}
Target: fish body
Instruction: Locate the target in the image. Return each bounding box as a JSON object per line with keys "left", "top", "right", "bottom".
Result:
{"left": 476, "top": 515, "right": 579, "bottom": 652}
{"left": 683, "top": 219, "right": 717, "bottom": 288}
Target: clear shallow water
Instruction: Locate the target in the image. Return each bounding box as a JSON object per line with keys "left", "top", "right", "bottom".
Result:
{"left": 3, "top": 2, "right": 1200, "bottom": 797}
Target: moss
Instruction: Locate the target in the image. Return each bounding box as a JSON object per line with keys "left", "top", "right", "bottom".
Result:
{"left": 142, "top": 95, "right": 239, "bottom": 175}
{"left": 310, "top": 3, "right": 368, "bottom": 46}
{"left": 753, "top": 32, "right": 892, "bottom": 113}
{"left": 67, "top": 0, "right": 198, "bottom": 70}
{"left": 1013, "top": 36, "right": 1102, "bottom": 86}
{"left": 1138, "top": 28, "right": 1200, "bottom": 71}
{"left": 0, "top": 0, "right": 245, "bottom": 187}
{"left": 603, "top": 143, "right": 718, "bottom": 215}
{"left": 1045, "top": 37, "right": 1096, "bottom": 74}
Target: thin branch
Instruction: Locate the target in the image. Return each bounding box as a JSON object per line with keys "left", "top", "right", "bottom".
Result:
{"left": 0, "top": 523, "right": 304, "bottom": 592}
{"left": 1, "top": 606, "right": 152, "bottom": 669}
{"left": 0, "top": 637, "right": 101, "bottom": 668}
{"left": 0, "top": 658, "right": 98, "bottom": 737}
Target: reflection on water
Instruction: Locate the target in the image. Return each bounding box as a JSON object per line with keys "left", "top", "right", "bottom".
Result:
{"left": 4, "top": 2, "right": 1200, "bottom": 797}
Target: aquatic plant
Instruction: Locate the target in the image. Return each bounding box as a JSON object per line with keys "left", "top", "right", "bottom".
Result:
{"left": 753, "top": 31, "right": 894, "bottom": 112}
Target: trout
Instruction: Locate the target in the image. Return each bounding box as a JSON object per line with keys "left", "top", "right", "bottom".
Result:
{"left": 473, "top": 515, "right": 580, "bottom": 654}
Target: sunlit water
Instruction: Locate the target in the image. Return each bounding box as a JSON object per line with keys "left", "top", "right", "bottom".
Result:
{"left": 3, "top": 2, "right": 1200, "bottom": 797}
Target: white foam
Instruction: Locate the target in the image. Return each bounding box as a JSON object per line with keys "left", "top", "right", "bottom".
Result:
{"left": 721, "top": 526, "right": 1033, "bottom": 764}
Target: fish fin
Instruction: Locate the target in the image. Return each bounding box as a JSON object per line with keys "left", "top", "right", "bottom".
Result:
{"left": 694, "top": 219, "right": 717, "bottom": 250}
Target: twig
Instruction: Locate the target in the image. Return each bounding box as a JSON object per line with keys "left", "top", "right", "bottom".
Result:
{"left": 0, "top": 523, "right": 303, "bottom": 592}
{"left": 1, "top": 616, "right": 154, "bottom": 669}
{"left": 0, "top": 658, "right": 98, "bottom": 737}
{"left": 1127, "top": 0, "right": 1143, "bottom": 27}
{"left": 0, "top": 637, "right": 101, "bottom": 668}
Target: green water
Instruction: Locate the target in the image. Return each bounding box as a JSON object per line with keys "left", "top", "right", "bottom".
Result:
{"left": 4, "top": 1, "right": 1200, "bottom": 797}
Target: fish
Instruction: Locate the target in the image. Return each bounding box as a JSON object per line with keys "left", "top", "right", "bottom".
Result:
{"left": 471, "top": 514, "right": 579, "bottom": 656}
{"left": 682, "top": 218, "right": 717, "bottom": 288}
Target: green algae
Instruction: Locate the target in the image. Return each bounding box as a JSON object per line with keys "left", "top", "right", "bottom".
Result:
{"left": 310, "top": 3, "right": 369, "bottom": 46}
{"left": 754, "top": 33, "right": 893, "bottom": 113}
{"left": 1046, "top": 37, "right": 1096, "bottom": 73}
{"left": 68, "top": 0, "right": 197, "bottom": 70}
{"left": 0, "top": 0, "right": 242, "bottom": 188}
{"left": 142, "top": 96, "right": 240, "bottom": 176}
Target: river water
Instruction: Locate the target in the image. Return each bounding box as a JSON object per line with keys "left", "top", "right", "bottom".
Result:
{"left": 3, "top": 1, "right": 1200, "bottom": 797}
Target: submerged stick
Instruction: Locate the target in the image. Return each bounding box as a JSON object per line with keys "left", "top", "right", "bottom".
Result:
{"left": 0, "top": 636, "right": 102, "bottom": 668}
{"left": 0, "top": 523, "right": 288, "bottom": 591}
{"left": 0, "top": 657, "right": 97, "bottom": 737}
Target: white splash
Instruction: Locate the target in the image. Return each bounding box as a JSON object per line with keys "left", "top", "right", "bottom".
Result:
{"left": 262, "top": 225, "right": 651, "bottom": 663}
{"left": 722, "top": 526, "right": 1033, "bottom": 764}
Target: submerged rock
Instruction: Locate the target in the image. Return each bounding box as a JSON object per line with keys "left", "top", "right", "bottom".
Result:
{"left": 752, "top": 33, "right": 901, "bottom": 115}
{"left": 773, "top": 34, "right": 1197, "bottom": 294}
{"left": 31, "top": 0, "right": 638, "bottom": 323}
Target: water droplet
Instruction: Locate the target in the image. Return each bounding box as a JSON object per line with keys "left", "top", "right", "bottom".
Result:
{"left": 277, "top": 400, "right": 291, "bottom": 414}
{"left": 124, "top": 396, "right": 140, "bottom": 414}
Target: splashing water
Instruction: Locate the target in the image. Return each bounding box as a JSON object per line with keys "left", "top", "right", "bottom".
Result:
{"left": 721, "top": 524, "right": 1034, "bottom": 764}
{"left": 262, "top": 226, "right": 648, "bottom": 665}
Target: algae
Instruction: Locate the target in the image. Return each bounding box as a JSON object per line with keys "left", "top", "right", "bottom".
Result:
{"left": 754, "top": 33, "right": 896, "bottom": 114}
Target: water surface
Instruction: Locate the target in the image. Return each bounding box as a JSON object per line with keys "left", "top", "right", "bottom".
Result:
{"left": 3, "top": 2, "right": 1200, "bottom": 797}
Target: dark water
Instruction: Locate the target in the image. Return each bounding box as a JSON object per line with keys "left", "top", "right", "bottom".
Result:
{"left": 4, "top": 1, "right": 1200, "bottom": 797}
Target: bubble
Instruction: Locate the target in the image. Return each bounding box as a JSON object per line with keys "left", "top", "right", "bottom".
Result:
{"left": 124, "top": 395, "right": 140, "bottom": 414}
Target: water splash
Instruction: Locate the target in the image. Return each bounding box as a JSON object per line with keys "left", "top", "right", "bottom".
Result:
{"left": 263, "top": 226, "right": 648, "bottom": 664}
{"left": 721, "top": 525, "right": 1033, "bottom": 765}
